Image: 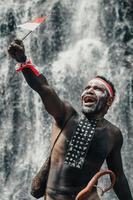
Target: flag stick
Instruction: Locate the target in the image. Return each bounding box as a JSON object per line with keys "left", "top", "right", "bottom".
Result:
{"left": 22, "top": 31, "right": 33, "bottom": 41}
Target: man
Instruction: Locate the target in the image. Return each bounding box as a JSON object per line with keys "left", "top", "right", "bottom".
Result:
{"left": 8, "top": 39, "right": 132, "bottom": 200}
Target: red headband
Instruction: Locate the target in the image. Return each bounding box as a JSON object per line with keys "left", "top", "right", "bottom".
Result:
{"left": 92, "top": 77, "right": 114, "bottom": 99}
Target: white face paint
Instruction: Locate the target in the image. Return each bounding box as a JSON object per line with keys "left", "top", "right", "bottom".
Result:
{"left": 81, "top": 79, "right": 109, "bottom": 115}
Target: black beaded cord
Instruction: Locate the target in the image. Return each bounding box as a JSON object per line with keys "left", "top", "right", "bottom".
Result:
{"left": 64, "top": 116, "right": 97, "bottom": 169}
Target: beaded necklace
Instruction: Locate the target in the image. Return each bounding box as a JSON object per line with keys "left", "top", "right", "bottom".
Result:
{"left": 64, "top": 115, "right": 97, "bottom": 169}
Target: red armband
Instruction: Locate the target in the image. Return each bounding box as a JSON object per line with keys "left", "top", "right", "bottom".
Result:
{"left": 16, "top": 60, "right": 40, "bottom": 76}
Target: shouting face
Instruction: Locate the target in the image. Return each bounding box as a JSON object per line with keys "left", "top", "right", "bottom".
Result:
{"left": 81, "top": 79, "right": 109, "bottom": 116}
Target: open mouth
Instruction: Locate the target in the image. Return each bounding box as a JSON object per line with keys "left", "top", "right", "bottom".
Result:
{"left": 83, "top": 96, "right": 97, "bottom": 105}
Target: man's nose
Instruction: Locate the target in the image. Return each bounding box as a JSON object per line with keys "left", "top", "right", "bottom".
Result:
{"left": 87, "top": 87, "right": 95, "bottom": 94}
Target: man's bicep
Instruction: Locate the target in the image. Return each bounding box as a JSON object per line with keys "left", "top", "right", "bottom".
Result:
{"left": 106, "top": 130, "right": 124, "bottom": 175}
{"left": 106, "top": 148, "right": 124, "bottom": 176}
{"left": 22, "top": 68, "right": 74, "bottom": 124}
{"left": 40, "top": 88, "right": 75, "bottom": 125}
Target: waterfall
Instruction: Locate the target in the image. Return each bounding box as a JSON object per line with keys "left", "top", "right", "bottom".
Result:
{"left": 0, "top": 0, "right": 132, "bottom": 199}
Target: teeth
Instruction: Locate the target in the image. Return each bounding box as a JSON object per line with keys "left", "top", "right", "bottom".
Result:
{"left": 84, "top": 96, "right": 96, "bottom": 103}
{"left": 84, "top": 102, "right": 95, "bottom": 105}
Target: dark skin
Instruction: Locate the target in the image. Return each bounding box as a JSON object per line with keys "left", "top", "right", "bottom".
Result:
{"left": 8, "top": 40, "right": 133, "bottom": 200}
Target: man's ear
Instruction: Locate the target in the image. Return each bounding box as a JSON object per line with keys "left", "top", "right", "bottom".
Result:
{"left": 107, "top": 96, "right": 113, "bottom": 106}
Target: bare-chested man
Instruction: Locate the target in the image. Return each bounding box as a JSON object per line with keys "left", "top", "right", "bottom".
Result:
{"left": 8, "top": 39, "right": 133, "bottom": 200}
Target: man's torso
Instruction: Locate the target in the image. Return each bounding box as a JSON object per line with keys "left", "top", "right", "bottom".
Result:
{"left": 46, "top": 112, "right": 119, "bottom": 199}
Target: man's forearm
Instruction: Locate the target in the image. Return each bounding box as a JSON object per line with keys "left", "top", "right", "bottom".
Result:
{"left": 22, "top": 69, "right": 48, "bottom": 93}
{"left": 16, "top": 60, "right": 66, "bottom": 121}
{"left": 8, "top": 40, "right": 67, "bottom": 121}
{"left": 114, "top": 174, "right": 133, "bottom": 200}
{"left": 16, "top": 60, "right": 49, "bottom": 93}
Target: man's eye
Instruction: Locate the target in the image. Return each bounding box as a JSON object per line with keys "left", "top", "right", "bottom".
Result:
{"left": 96, "top": 88, "right": 101, "bottom": 91}
{"left": 85, "top": 86, "right": 90, "bottom": 90}
{"left": 94, "top": 87, "right": 103, "bottom": 91}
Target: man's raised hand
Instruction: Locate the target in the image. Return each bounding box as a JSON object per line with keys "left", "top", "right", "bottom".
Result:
{"left": 8, "top": 39, "right": 27, "bottom": 63}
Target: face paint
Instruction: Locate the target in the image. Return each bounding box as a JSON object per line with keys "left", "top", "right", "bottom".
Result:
{"left": 81, "top": 79, "right": 109, "bottom": 115}
{"left": 92, "top": 90, "right": 108, "bottom": 113}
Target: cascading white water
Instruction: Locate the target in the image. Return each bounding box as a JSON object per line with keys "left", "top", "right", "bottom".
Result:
{"left": 0, "top": 0, "right": 133, "bottom": 200}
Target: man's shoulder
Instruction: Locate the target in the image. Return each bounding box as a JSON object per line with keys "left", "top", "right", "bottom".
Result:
{"left": 63, "top": 100, "right": 78, "bottom": 118}
{"left": 54, "top": 100, "right": 78, "bottom": 127}
{"left": 104, "top": 118, "right": 120, "bottom": 131}
{"left": 104, "top": 118, "right": 123, "bottom": 141}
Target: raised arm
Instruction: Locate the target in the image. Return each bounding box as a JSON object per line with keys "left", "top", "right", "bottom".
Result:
{"left": 8, "top": 39, "right": 74, "bottom": 126}
{"left": 106, "top": 130, "right": 133, "bottom": 200}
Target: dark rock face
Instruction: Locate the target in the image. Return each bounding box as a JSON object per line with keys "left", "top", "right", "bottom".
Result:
{"left": 0, "top": 1, "right": 132, "bottom": 199}
{"left": 0, "top": 10, "right": 16, "bottom": 37}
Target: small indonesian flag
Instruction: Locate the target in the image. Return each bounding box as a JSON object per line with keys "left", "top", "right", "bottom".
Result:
{"left": 17, "top": 16, "right": 48, "bottom": 31}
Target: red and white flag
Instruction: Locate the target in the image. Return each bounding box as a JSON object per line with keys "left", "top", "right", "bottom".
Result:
{"left": 17, "top": 16, "right": 48, "bottom": 31}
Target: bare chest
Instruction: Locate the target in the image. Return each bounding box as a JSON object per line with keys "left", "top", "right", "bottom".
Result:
{"left": 88, "top": 127, "right": 113, "bottom": 161}
{"left": 50, "top": 119, "right": 77, "bottom": 164}
{"left": 50, "top": 119, "right": 113, "bottom": 165}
